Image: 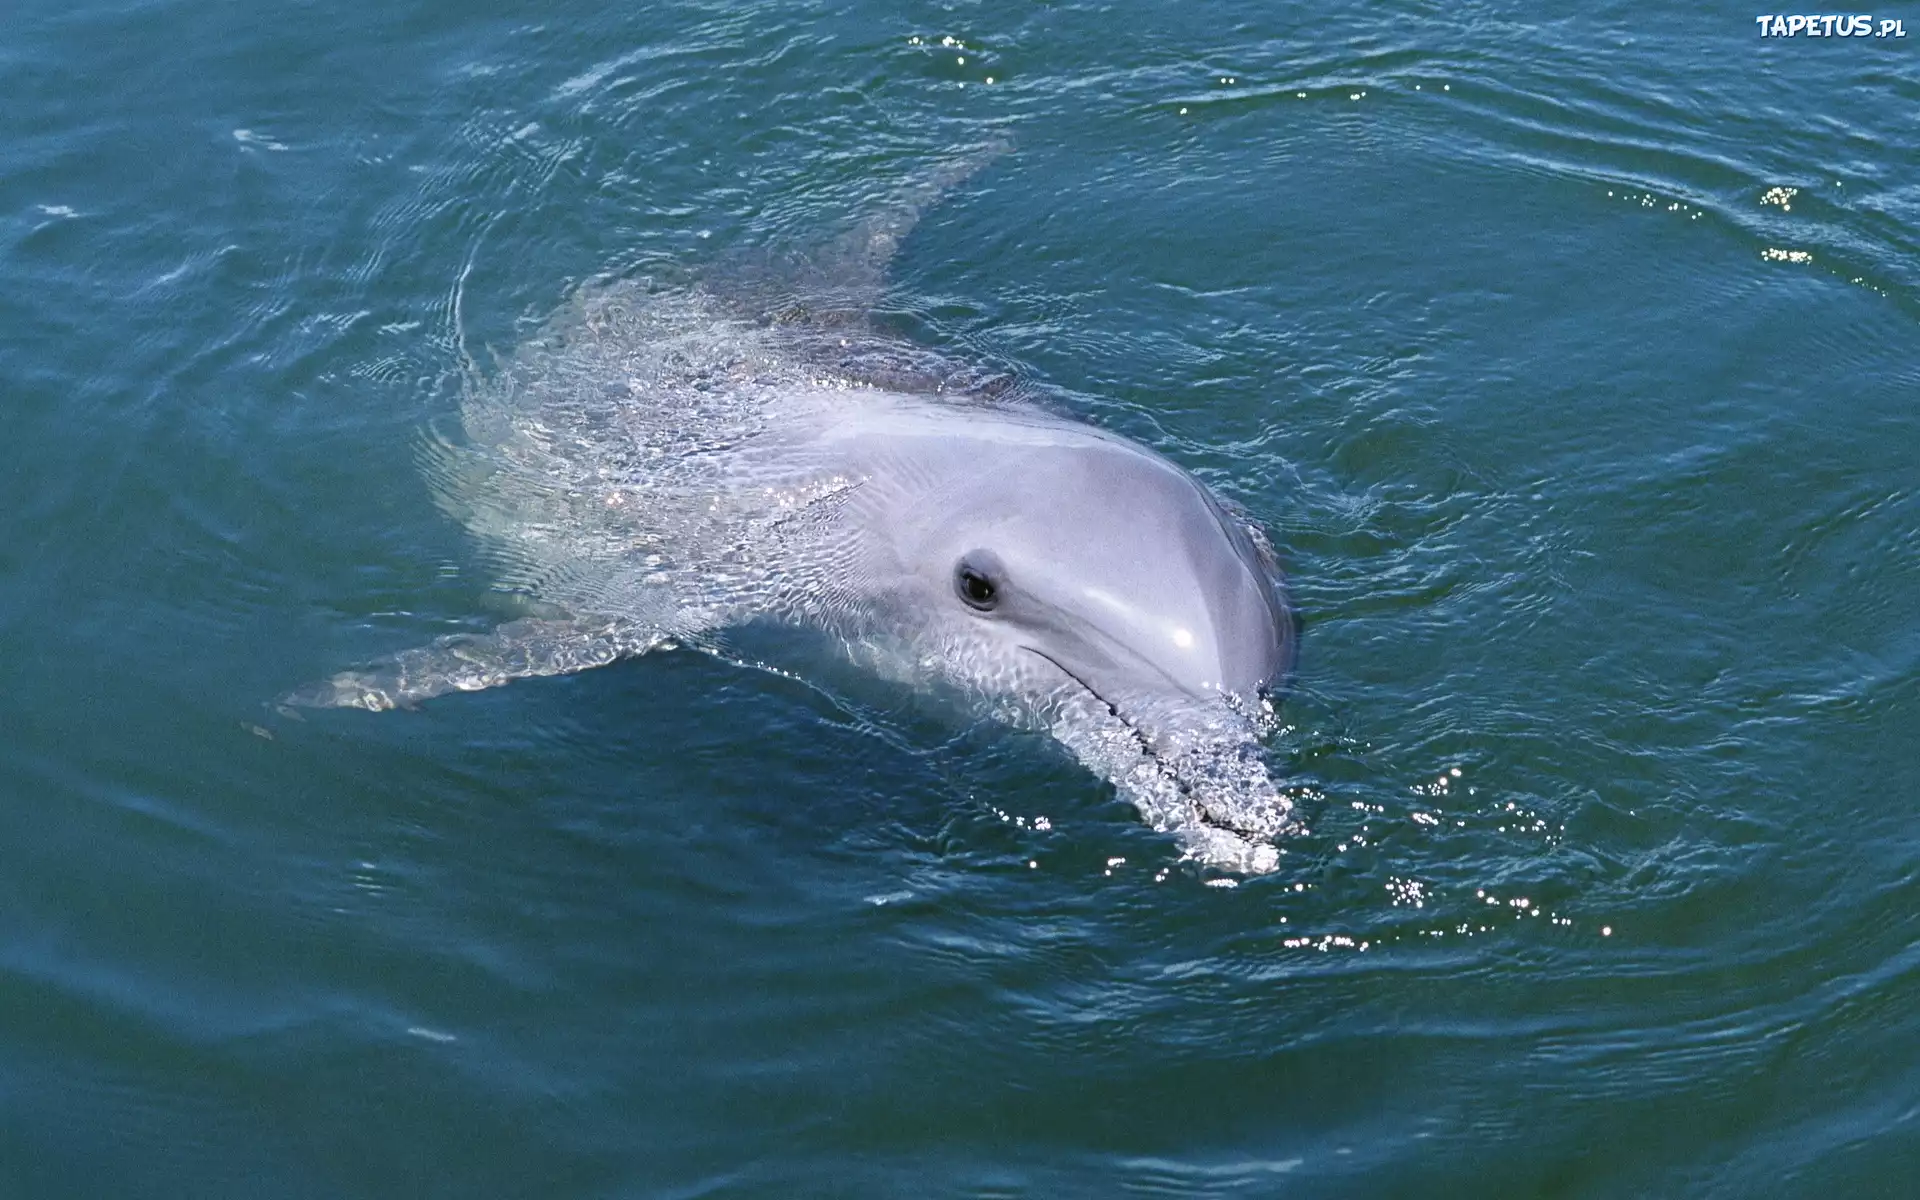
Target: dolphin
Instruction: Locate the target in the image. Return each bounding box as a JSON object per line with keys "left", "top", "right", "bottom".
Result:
{"left": 289, "top": 148, "right": 1304, "bottom": 872}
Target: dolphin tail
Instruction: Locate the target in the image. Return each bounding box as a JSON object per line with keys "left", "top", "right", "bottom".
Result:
{"left": 280, "top": 616, "right": 674, "bottom": 712}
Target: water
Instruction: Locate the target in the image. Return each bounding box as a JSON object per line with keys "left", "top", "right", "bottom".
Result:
{"left": 2, "top": 2, "right": 1915, "bottom": 1195}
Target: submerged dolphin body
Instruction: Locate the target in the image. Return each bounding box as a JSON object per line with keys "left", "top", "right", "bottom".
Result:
{"left": 292, "top": 151, "right": 1303, "bottom": 872}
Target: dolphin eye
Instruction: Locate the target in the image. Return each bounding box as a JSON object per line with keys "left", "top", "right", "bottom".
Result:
{"left": 955, "top": 562, "right": 999, "bottom": 611}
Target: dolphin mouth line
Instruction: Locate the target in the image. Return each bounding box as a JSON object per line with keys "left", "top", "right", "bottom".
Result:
{"left": 1020, "top": 646, "right": 1268, "bottom": 843}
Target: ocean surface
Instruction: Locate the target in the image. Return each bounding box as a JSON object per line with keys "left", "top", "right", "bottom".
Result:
{"left": 2, "top": 2, "right": 1916, "bottom": 1196}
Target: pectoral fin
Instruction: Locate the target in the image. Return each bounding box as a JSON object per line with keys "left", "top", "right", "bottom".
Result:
{"left": 282, "top": 617, "right": 672, "bottom": 711}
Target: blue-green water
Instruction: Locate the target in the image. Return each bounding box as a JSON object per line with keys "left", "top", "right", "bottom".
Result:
{"left": 3, "top": 2, "right": 1916, "bottom": 1195}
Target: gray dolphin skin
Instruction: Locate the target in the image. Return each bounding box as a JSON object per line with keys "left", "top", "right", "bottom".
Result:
{"left": 290, "top": 148, "right": 1303, "bottom": 873}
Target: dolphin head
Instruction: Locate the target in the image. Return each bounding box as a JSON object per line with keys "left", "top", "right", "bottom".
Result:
{"left": 926, "top": 439, "right": 1291, "bottom": 707}
{"left": 864, "top": 413, "right": 1300, "bottom": 867}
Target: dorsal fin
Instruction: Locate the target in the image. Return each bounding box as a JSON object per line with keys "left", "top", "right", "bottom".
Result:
{"left": 721, "top": 139, "right": 1013, "bottom": 327}
{"left": 813, "top": 138, "right": 1013, "bottom": 304}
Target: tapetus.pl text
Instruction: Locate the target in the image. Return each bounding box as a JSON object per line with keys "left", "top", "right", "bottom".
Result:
{"left": 1755, "top": 14, "right": 1907, "bottom": 36}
